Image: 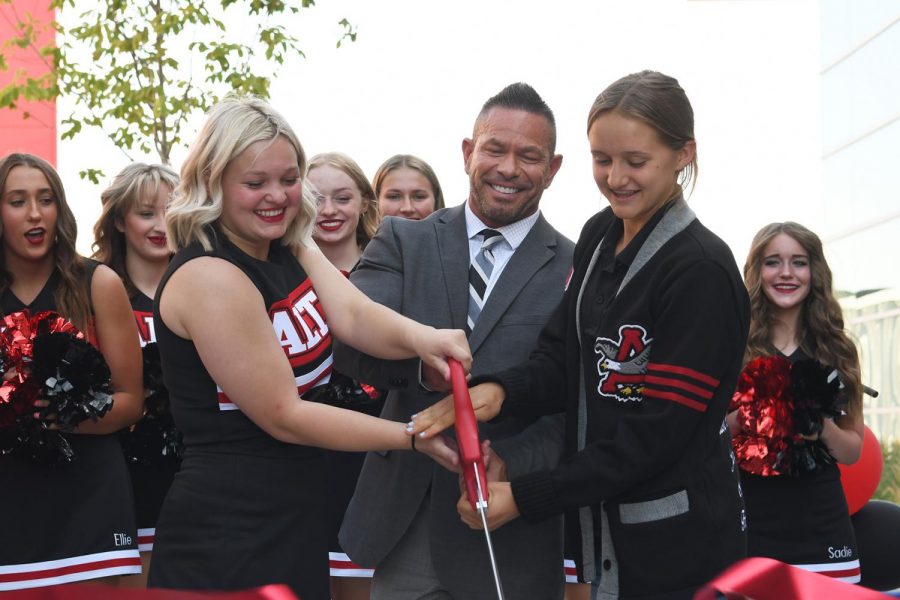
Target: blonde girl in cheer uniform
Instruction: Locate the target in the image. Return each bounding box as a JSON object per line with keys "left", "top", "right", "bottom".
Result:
{"left": 146, "top": 97, "right": 470, "bottom": 600}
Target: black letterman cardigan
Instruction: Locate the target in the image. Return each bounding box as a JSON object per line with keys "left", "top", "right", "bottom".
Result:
{"left": 483, "top": 196, "right": 750, "bottom": 599}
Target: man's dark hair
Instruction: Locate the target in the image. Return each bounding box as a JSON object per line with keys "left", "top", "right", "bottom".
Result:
{"left": 477, "top": 82, "right": 557, "bottom": 153}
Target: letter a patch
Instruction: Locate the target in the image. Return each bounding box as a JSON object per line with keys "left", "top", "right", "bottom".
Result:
{"left": 593, "top": 325, "right": 652, "bottom": 402}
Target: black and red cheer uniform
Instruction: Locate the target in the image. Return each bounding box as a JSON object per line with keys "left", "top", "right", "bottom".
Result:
{"left": 120, "top": 292, "right": 180, "bottom": 553}
{"left": 148, "top": 231, "right": 333, "bottom": 599}
{"left": 0, "top": 260, "right": 140, "bottom": 590}
{"left": 740, "top": 347, "right": 860, "bottom": 583}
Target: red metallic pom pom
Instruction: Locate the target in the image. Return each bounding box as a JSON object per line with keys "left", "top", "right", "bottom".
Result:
{"left": 0, "top": 310, "right": 112, "bottom": 464}
{"left": 730, "top": 356, "right": 795, "bottom": 476}
{"left": 729, "top": 354, "right": 842, "bottom": 477}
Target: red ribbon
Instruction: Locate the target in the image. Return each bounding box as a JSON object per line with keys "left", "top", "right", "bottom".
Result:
{"left": 695, "top": 557, "right": 888, "bottom": 600}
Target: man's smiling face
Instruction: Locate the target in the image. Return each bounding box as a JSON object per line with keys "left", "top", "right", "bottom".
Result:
{"left": 463, "top": 107, "right": 562, "bottom": 227}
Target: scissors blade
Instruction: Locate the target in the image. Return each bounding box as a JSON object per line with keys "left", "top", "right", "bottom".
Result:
{"left": 474, "top": 466, "right": 505, "bottom": 600}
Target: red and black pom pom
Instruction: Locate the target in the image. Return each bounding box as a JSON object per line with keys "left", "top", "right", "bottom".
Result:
{"left": 730, "top": 355, "right": 844, "bottom": 477}
{"left": 119, "top": 342, "right": 183, "bottom": 466}
{"left": 0, "top": 311, "right": 114, "bottom": 464}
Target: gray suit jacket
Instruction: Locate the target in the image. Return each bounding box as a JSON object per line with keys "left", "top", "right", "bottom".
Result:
{"left": 335, "top": 205, "right": 575, "bottom": 599}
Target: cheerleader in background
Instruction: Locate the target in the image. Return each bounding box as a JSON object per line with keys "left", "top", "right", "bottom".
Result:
{"left": 308, "top": 152, "right": 379, "bottom": 272}
{"left": 92, "top": 162, "right": 181, "bottom": 587}
{"left": 730, "top": 222, "right": 864, "bottom": 582}
{"left": 371, "top": 154, "right": 444, "bottom": 221}
{"left": 306, "top": 152, "right": 383, "bottom": 599}
{"left": 0, "top": 153, "right": 144, "bottom": 590}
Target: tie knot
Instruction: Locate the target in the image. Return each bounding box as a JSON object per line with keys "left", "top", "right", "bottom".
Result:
{"left": 480, "top": 229, "right": 502, "bottom": 248}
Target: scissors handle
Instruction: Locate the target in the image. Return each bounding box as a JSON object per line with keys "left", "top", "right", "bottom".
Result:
{"left": 449, "top": 358, "right": 489, "bottom": 511}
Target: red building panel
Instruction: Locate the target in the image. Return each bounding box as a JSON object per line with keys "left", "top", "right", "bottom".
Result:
{"left": 0, "top": 0, "right": 56, "bottom": 165}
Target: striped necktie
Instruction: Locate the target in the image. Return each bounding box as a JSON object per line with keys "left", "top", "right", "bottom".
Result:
{"left": 467, "top": 229, "right": 503, "bottom": 334}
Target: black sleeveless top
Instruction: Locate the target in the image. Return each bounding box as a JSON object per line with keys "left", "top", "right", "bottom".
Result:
{"left": 153, "top": 231, "right": 333, "bottom": 456}
{"left": 1, "top": 260, "right": 97, "bottom": 326}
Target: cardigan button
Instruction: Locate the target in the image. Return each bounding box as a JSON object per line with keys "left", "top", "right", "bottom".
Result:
{"left": 603, "top": 559, "right": 612, "bottom": 571}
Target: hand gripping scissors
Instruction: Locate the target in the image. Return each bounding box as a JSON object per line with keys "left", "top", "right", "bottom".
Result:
{"left": 449, "top": 358, "right": 505, "bottom": 600}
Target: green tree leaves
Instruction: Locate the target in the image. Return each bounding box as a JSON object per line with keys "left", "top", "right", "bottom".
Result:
{"left": 0, "top": 0, "right": 354, "bottom": 179}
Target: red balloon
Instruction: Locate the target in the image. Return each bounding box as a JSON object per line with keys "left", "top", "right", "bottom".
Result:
{"left": 839, "top": 425, "right": 883, "bottom": 515}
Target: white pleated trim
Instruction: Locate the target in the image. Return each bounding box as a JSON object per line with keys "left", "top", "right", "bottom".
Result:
{"left": 0, "top": 549, "right": 142, "bottom": 590}
{"left": 328, "top": 552, "right": 374, "bottom": 578}
{"left": 564, "top": 558, "right": 579, "bottom": 583}
{"left": 137, "top": 527, "right": 155, "bottom": 552}
{"left": 793, "top": 559, "right": 861, "bottom": 584}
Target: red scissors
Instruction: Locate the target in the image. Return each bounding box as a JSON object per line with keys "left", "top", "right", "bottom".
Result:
{"left": 449, "top": 358, "right": 505, "bottom": 599}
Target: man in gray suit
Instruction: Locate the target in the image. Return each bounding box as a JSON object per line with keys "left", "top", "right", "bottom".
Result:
{"left": 335, "top": 83, "right": 574, "bottom": 600}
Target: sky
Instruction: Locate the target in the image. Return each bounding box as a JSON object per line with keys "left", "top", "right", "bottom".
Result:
{"left": 58, "top": 0, "right": 824, "bottom": 273}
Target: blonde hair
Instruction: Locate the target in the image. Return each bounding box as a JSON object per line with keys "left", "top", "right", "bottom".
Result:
{"left": 92, "top": 163, "right": 179, "bottom": 297}
{"left": 308, "top": 152, "right": 380, "bottom": 249}
{"left": 167, "top": 96, "right": 315, "bottom": 251}
{"left": 744, "top": 222, "right": 863, "bottom": 419}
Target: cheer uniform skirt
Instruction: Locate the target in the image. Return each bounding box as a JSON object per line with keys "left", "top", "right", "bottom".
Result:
{"left": 127, "top": 462, "right": 178, "bottom": 551}
{"left": 326, "top": 449, "right": 376, "bottom": 578}
{"left": 741, "top": 463, "right": 861, "bottom": 583}
{"left": 149, "top": 448, "right": 329, "bottom": 600}
{"left": 0, "top": 434, "right": 141, "bottom": 590}
{"left": 322, "top": 384, "right": 382, "bottom": 579}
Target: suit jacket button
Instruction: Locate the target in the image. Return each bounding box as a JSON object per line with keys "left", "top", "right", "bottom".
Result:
{"left": 603, "top": 559, "right": 612, "bottom": 571}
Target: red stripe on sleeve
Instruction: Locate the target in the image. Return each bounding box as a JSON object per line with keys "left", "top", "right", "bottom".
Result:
{"left": 644, "top": 375, "right": 714, "bottom": 399}
{"left": 643, "top": 388, "right": 708, "bottom": 412}
{"left": 648, "top": 362, "right": 719, "bottom": 387}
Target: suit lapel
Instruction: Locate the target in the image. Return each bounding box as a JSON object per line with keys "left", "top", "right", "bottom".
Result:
{"left": 434, "top": 206, "right": 471, "bottom": 332}
{"left": 468, "top": 214, "right": 556, "bottom": 354}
